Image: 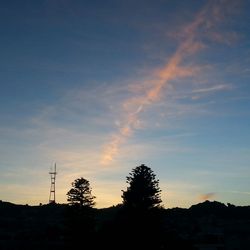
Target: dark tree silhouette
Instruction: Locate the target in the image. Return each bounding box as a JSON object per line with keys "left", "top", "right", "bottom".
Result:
{"left": 122, "top": 164, "right": 162, "bottom": 210}
{"left": 67, "top": 177, "right": 95, "bottom": 207}
{"left": 65, "top": 178, "right": 96, "bottom": 248}
{"left": 110, "top": 164, "right": 165, "bottom": 250}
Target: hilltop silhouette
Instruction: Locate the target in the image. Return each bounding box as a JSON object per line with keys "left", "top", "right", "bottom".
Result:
{"left": 0, "top": 200, "right": 250, "bottom": 249}
{"left": 1, "top": 165, "right": 250, "bottom": 249}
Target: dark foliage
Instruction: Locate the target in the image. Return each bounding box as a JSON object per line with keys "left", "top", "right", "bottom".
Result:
{"left": 1, "top": 166, "right": 250, "bottom": 250}
{"left": 107, "top": 165, "right": 165, "bottom": 249}
{"left": 1, "top": 200, "right": 250, "bottom": 250}
{"left": 122, "top": 164, "right": 162, "bottom": 210}
{"left": 63, "top": 205, "right": 96, "bottom": 249}
{"left": 67, "top": 177, "right": 95, "bottom": 207}
{"left": 0, "top": 202, "right": 67, "bottom": 250}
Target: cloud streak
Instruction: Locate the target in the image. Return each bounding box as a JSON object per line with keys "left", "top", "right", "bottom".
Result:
{"left": 101, "top": 0, "right": 237, "bottom": 165}
{"left": 192, "top": 84, "right": 232, "bottom": 94}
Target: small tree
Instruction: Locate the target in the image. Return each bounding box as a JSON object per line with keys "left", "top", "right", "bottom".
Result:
{"left": 65, "top": 178, "right": 96, "bottom": 247}
{"left": 122, "top": 164, "right": 162, "bottom": 210}
{"left": 67, "top": 177, "right": 96, "bottom": 207}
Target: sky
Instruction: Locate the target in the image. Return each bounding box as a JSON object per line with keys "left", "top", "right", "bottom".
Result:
{"left": 0, "top": 0, "right": 250, "bottom": 208}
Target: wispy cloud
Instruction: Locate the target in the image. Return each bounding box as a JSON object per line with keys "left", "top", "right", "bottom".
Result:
{"left": 101, "top": 0, "right": 236, "bottom": 165}
{"left": 192, "top": 84, "right": 232, "bottom": 94}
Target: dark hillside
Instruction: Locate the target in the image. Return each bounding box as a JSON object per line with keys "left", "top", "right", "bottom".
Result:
{"left": 0, "top": 200, "right": 250, "bottom": 249}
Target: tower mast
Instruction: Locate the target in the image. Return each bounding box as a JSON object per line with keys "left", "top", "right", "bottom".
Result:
{"left": 49, "top": 163, "right": 57, "bottom": 204}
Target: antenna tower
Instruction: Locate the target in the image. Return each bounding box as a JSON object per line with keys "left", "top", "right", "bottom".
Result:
{"left": 49, "top": 163, "right": 57, "bottom": 204}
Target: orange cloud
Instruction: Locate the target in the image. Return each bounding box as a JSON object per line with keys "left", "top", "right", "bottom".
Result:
{"left": 199, "top": 192, "right": 216, "bottom": 201}
{"left": 101, "top": 1, "right": 236, "bottom": 165}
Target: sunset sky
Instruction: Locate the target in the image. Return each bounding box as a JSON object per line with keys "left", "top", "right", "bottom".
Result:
{"left": 0, "top": 0, "right": 250, "bottom": 208}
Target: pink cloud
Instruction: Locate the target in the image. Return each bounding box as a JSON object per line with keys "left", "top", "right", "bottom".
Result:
{"left": 101, "top": 1, "right": 238, "bottom": 165}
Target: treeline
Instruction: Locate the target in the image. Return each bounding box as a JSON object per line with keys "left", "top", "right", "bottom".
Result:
{"left": 0, "top": 164, "right": 250, "bottom": 250}
{"left": 65, "top": 164, "right": 167, "bottom": 249}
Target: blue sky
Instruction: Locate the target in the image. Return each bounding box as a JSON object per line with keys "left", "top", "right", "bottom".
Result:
{"left": 0, "top": 0, "right": 250, "bottom": 208}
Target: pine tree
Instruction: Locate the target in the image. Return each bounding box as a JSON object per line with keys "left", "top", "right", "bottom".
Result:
{"left": 67, "top": 177, "right": 96, "bottom": 207}
{"left": 122, "top": 164, "right": 162, "bottom": 210}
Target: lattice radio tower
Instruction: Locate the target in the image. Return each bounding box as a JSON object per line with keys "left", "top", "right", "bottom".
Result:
{"left": 49, "top": 163, "right": 57, "bottom": 204}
